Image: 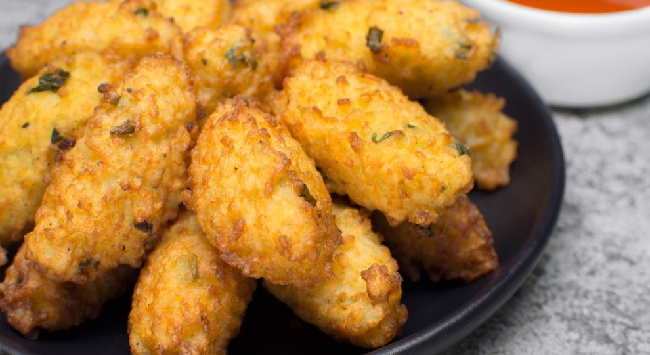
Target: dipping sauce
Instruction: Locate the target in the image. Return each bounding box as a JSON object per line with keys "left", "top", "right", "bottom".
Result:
{"left": 506, "top": 0, "right": 650, "bottom": 13}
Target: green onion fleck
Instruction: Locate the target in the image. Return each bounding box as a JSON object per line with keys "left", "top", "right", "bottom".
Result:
{"left": 79, "top": 259, "right": 100, "bottom": 272}
{"left": 27, "top": 69, "right": 70, "bottom": 94}
{"left": 225, "top": 46, "right": 255, "bottom": 69}
{"left": 366, "top": 26, "right": 384, "bottom": 53}
{"left": 134, "top": 7, "right": 149, "bottom": 17}
{"left": 51, "top": 128, "right": 63, "bottom": 144}
{"left": 454, "top": 41, "right": 474, "bottom": 59}
{"left": 453, "top": 141, "right": 471, "bottom": 157}
{"left": 319, "top": 1, "right": 340, "bottom": 10}
{"left": 371, "top": 130, "right": 402, "bottom": 144}
{"left": 299, "top": 183, "right": 317, "bottom": 207}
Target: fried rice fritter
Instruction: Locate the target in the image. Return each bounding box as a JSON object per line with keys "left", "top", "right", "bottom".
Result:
{"left": 171, "top": 25, "right": 275, "bottom": 119}
{"left": 24, "top": 54, "right": 195, "bottom": 284}
{"left": 230, "top": 0, "right": 320, "bottom": 35}
{"left": 0, "top": 245, "right": 137, "bottom": 338}
{"left": 110, "top": 0, "right": 232, "bottom": 32}
{"left": 128, "top": 212, "right": 256, "bottom": 355}
{"left": 228, "top": 0, "right": 323, "bottom": 88}
{"left": 271, "top": 60, "right": 474, "bottom": 226}
{"left": 424, "top": 90, "right": 518, "bottom": 190}
{"left": 0, "top": 52, "right": 134, "bottom": 246}
{"left": 372, "top": 195, "right": 498, "bottom": 282}
{"left": 7, "top": 0, "right": 181, "bottom": 79}
{"left": 185, "top": 98, "right": 341, "bottom": 286}
{"left": 265, "top": 201, "right": 407, "bottom": 348}
{"left": 279, "top": 0, "right": 499, "bottom": 99}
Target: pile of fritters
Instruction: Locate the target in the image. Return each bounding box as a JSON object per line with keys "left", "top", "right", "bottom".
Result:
{"left": 0, "top": 0, "right": 518, "bottom": 353}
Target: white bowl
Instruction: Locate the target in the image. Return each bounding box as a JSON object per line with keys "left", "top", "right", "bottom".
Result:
{"left": 460, "top": 0, "right": 650, "bottom": 107}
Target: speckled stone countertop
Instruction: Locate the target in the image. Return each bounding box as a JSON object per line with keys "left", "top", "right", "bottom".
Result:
{"left": 1, "top": 1, "right": 649, "bottom": 354}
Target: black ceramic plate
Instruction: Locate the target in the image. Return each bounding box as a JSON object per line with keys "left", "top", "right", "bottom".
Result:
{"left": 0, "top": 54, "right": 564, "bottom": 355}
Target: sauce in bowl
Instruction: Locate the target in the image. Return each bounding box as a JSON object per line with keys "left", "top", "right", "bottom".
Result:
{"left": 506, "top": 0, "right": 650, "bottom": 13}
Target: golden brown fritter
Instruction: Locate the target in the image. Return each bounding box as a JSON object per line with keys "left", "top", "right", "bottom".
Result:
{"left": 228, "top": 0, "right": 325, "bottom": 88}
{"left": 265, "top": 201, "right": 407, "bottom": 348}
{"left": 171, "top": 25, "right": 275, "bottom": 119}
{"left": 185, "top": 98, "right": 341, "bottom": 286}
{"left": 128, "top": 212, "right": 256, "bottom": 355}
{"left": 271, "top": 60, "right": 474, "bottom": 226}
{"left": 110, "top": 0, "right": 232, "bottom": 32}
{"left": 0, "top": 52, "right": 134, "bottom": 246}
{"left": 7, "top": 0, "right": 181, "bottom": 79}
{"left": 24, "top": 55, "right": 195, "bottom": 284}
{"left": 230, "top": 0, "right": 320, "bottom": 34}
{"left": 424, "top": 90, "right": 518, "bottom": 190}
{"left": 372, "top": 195, "right": 498, "bottom": 282}
{"left": 279, "top": 0, "right": 499, "bottom": 99}
{"left": 0, "top": 245, "right": 137, "bottom": 338}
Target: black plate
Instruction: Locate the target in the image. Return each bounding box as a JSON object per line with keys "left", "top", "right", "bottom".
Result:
{"left": 0, "top": 54, "right": 564, "bottom": 355}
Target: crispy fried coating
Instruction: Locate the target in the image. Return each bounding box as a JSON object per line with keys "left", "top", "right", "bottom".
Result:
{"left": 228, "top": 0, "right": 322, "bottom": 88}
{"left": 110, "top": 0, "right": 232, "bottom": 32}
{"left": 424, "top": 90, "right": 518, "bottom": 190}
{"left": 279, "top": 0, "right": 499, "bottom": 99}
{"left": 0, "top": 245, "right": 137, "bottom": 338}
{"left": 230, "top": 0, "right": 320, "bottom": 34}
{"left": 0, "top": 52, "right": 134, "bottom": 246}
{"left": 171, "top": 25, "right": 275, "bottom": 119}
{"left": 265, "top": 201, "right": 407, "bottom": 348}
{"left": 128, "top": 212, "right": 256, "bottom": 355}
{"left": 7, "top": 0, "right": 181, "bottom": 79}
{"left": 271, "top": 60, "right": 473, "bottom": 226}
{"left": 186, "top": 98, "right": 341, "bottom": 286}
{"left": 372, "top": 195, "right": 498, "bottom": 282}
{"left": 152, "top": 0, "right": 231, "bottom": 32}
{"left": 24, "top": 55, "right": 195, "bottom": 284}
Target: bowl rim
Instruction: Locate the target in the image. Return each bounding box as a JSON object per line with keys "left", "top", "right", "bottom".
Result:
{"left": 461, "top": 0, "right": 650, "bottom": 38}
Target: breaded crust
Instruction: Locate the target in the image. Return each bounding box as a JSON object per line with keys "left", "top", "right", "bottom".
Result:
{"left": 171, "top": 25, "right": 275, "bottom": 119}
{"left": 271, "top": 60, "right": 473, "bottom": 226}
{"left": 0, "top": 52, "right": 134, "bottom": 246}
{"left": 230, "top": 0, "right": 320, "bottom": 34}
{"left": 24, "top": 55, "right": 195, "bottom": 283}
{"left": 280, "top": 0, "right": 499, "bottom": 99}
{"left": 186, "top": 97, "right": 341, "bottom": 286}
{"left": 7, "top": 0, "right": 181, "bottom": 78}
{"left": 128, "top": 212, "right": 256, "bottom": 355}
{"left": 0, "top": 245, "right": 137, "bottom": 338}
{"left": 228, "top": 0, "right": 322, "bottom": 88}
{"left": 265, "top": 201, "right": 407, "bottom": 348}
{"left": 424, "top": 90, "right": 518, "bottom": 190}
{"left": 110, "top": 0, "right": 232, "bottom": 32}
{"left": 372, "top": 195, "right": 498, "bottom": 282}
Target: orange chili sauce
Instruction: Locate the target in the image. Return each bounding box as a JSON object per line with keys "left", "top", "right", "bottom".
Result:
{"left": 506, "top": 0, "right": 650, "bottom": 13}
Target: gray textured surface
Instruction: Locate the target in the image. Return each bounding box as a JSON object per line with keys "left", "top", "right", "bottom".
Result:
{"left": 1, "top": 1, "right": 649, "bottom": 354}
{"left": 446, "top": 103, "right": 650, "bottom": 355}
